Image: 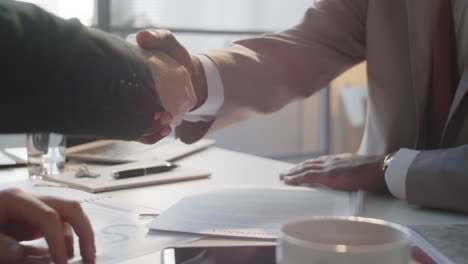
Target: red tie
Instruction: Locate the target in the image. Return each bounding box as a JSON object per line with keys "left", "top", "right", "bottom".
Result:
{"left": 430, "top": 0, "right": 458, "bottom": 148}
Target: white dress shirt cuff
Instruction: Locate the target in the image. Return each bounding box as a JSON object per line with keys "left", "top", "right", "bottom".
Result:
{"left": 384, "top": 148, "right": 420, "bottom": 200}
{"left": 184, "top": 54, "right": 225, "bottom": 122}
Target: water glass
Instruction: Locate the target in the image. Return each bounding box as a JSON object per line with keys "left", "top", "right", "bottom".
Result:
{"left": 27, "top": 133, "right": 66, "bottom": 179}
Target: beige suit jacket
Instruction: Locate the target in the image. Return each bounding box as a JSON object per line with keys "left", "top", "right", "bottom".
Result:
{"left": 177, "top": 0, "right": 468, "bottom": 213}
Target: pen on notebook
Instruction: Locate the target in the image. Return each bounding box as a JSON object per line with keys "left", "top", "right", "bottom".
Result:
{"left": 112, "top": 162, "right": 178, "bottom": 179}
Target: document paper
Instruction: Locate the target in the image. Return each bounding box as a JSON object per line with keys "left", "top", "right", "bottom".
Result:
{"left": 148, "top": 186, "right": 353, "bottom": 239}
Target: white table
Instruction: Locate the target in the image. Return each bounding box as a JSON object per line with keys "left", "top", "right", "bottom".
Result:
{"left": 2, "top": 147, "right": 468, "bottom": 263}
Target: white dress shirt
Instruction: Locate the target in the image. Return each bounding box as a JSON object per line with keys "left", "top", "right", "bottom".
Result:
{"left": 187, "top": 0, "right": 468, "bottom": 200}
{"left": 183, "top": 54, "right": 224, "bottom": 122}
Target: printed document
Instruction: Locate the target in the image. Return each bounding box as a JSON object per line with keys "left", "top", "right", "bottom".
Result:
{"left": 148, "top": 186, "right": 353, "bottom": 239}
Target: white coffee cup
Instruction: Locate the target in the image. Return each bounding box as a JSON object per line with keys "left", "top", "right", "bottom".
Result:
{"left": 277, "top": 216, "right": 412, "bottom": 264}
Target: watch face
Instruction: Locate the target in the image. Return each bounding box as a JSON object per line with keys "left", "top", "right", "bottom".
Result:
{"left": 387, "top": 156, "right": 395, "bottom": 164}
{"left": 387, "top": 151, "right": 397, "bottom": 163}
{"left": 383, "top": 152, "right": 397, "bottom": 172}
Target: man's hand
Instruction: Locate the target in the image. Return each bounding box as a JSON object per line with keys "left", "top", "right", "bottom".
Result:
{"left": 132, "top": 29, "right": 205, "bottom": 127}
{"left": 136, "top": 29, "right": 208, "bottom": 119}
{"left": 140, "top": 48, "right": 196, "bottom": 126}
{"left": 0, "top": 188, "right": 95, "bottom": 264}
{"left": 280, "top": 153, "right": 387, "bottom": 193}
{"left": 135, "top": 112, "right": 173, "bottom": 144}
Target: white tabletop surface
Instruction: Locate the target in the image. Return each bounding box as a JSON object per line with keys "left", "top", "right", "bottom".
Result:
{"left": 1, "top": 147, "right": 468, "bottom": 263}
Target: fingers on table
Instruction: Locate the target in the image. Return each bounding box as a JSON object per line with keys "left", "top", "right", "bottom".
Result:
{"left": 0, "top": 233, "right": 24, "bottom": 263}
{"left": 280, "top": 157, "right": 329, "bottom": 179}
{"left": 0, "top": 233, "right": 48, "bottom": 262}
{"left": 282, "top": 170, "right": 335, "bottom": 187}
{"left": 2, "top": 189, "right": 69, "bottom": 264}
{"left": 40, "top": 196, "right": 96, "bottom": 263}
{"left": 1, "top": 189, "right": 95, "bottom": 264}
{"left": 63, "top": 222, "right": 74, "bottom": 257}
{"left": 280, "top": 165, "right": 359, "bottom": 191}
{"left": 279, "top": 158, "right": 343, "bottom": 188}
{"left": 280, "top": 162, "right": 325, "bottom": 179}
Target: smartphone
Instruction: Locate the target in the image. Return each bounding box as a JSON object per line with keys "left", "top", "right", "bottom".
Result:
{"left": 161, "top": 245, "right": 276, "bottom": 264}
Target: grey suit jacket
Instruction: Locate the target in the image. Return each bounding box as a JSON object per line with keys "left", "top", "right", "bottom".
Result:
{"left": 1, "top": 1, "right": 163, "bottom": 140}
{"left": 176, "top": 0, "right": 468, "bottom": 213}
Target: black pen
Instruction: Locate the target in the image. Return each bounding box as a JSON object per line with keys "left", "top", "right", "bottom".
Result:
{"left": 112, "top": 162, "right": 178, "bottom": 179}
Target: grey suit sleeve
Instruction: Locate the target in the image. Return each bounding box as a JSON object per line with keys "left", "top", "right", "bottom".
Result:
{"left": 407, "top": 145, "right": 468, "bottom": 213}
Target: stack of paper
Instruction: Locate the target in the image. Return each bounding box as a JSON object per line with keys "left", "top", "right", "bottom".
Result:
{"left": 148, "top": 186, "right": 354, "bottom": 239}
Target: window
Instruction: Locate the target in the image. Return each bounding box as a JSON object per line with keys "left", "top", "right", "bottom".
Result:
{"left": 111, "top": 0, "right": 304, "bottom": 31}
{"left": 18, "top": 0, "right": 312, "bottom": 51}
{"left": 107, "top": 0, "right": 312, "bottom": 54}
{"left": 19, "top": 0, "right": 95, "bottom": 26}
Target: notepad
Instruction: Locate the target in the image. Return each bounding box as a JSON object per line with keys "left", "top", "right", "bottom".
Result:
{"left": 43, "top": 160, "right": 210, "bottom": 193}
{"left": 148, "top": 186, "right": 354, "bottom": 239}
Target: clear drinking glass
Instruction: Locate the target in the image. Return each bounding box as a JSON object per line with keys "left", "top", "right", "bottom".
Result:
{"left": 27, "top": 133, "right": 66, "bottom": 179}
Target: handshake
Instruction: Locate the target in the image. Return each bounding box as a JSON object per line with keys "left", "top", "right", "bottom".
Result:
{"left": 130, "top": 29, "right": 208, "bottom": 144}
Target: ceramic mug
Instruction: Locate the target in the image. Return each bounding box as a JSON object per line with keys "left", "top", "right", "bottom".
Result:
{"left": 277, "top": 216, "right": 412, "bottom": 264}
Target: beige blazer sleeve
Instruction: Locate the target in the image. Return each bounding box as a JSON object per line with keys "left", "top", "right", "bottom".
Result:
{"left": 176, "top": 0, "right": 368, "bottom": 143}
{"left": 407, "top": 145, "right": 468, "bottom": 213}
